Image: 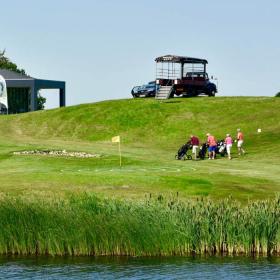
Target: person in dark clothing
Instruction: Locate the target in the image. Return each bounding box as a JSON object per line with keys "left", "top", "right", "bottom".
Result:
{"left": 190, "top": 135, "right": 200, "bottom": 160}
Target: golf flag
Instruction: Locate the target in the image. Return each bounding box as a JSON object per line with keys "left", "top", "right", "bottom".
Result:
{"left": 112, "top": 136, "right": 122, "bottom": 167}
{"left": 112, "top": 135, "right": 120, "bottom": 143}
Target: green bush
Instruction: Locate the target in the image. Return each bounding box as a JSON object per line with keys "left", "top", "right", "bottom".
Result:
{"left": 275, "top": 92, "right": 280, "bottom": 97}
{"left": 37, "top": 94, "right": 47, "bottom": 110}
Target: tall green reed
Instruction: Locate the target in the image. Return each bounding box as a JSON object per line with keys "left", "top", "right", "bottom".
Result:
{"left": 0, "top": 194, "right": 279, "bottom": 256}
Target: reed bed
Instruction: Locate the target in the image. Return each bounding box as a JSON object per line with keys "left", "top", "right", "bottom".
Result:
{"left": 0, "top": 195, "right": 279, "bottom": 256}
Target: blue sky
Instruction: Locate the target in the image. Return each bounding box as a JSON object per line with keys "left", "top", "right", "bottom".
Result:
{"left": 1, "top": 0, "right": 279, "bottom": 108}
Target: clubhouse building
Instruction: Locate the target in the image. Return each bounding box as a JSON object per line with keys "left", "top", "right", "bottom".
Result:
{"left": 0, "top": 69, "right": 66, "bottom": 114}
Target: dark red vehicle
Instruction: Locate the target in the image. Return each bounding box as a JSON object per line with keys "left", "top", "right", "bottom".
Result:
{"left": 155, "top": 55, "right": 217, "bottom": 99}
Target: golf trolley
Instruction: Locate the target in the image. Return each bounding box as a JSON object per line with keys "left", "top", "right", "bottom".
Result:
{"left": 175, "top": 142, "right": 193, "bottom": 160}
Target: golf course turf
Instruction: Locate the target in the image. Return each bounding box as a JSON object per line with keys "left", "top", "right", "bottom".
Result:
{"left": 0, "top": 97, "right": 279, "bottom": 256}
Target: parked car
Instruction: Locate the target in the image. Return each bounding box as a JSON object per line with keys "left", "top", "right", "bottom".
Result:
{"left": 131, "top": 86, "right": 141, "bottom": 98}
{"left": 158, "top": 72, "right": 217, "bottom": 97}
{"left": 131, "top": 81, "right": 159, "bottom": 98}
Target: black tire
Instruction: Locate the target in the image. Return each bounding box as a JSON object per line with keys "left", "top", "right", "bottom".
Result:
{"left": 208, "top": 91, "right": 215, "bottom": 97}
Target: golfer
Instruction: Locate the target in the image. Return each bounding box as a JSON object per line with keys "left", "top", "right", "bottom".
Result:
{"left": 190, "top": 135, "right": 199, "bottom": 160}
{"left": 225, "top": 133, "right": 233, "bottom": 160}
{"left": 206, "top": 133, "right": 217, "bottom": 160}
{"left": 237, "top": 129, "right": 245, "bottom": 155}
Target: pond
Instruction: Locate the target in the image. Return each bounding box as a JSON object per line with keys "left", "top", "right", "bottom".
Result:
{"left": 0, "top": 256, "right": 279, "bottom": 279}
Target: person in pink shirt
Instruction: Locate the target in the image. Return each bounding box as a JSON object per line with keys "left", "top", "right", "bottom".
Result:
{"left": 225, "top": 133, "right": 233, "bottom": 160}
{"left": 206, "top": 133, "right": 217, "bottom": 159}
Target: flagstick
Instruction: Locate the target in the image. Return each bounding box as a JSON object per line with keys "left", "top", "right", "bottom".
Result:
{"left": 118, "top": 140, "right": 122, "bottom": 168}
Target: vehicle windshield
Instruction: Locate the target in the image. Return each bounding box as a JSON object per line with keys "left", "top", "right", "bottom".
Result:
{"left": 185, "top": 72, "right": 208, "bottom": 78}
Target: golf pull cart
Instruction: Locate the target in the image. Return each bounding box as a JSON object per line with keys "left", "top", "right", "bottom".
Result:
{"left": 155, "top": 55, "right": 217, "bottom": 99}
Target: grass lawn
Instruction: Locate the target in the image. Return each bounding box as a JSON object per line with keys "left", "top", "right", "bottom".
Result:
{"left": 0, "top": 97, "right": 279, "bottom": 202}
{"left": 0, "top": 96, "right": 279, "bottom": 256}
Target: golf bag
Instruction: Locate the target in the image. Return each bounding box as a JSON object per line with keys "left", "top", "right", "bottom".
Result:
{"left": 199, "top": 143, "right": 208, "bottom": 159}
{"left": 216, "top": 140, "right": 227, "bottom": 157}
{"left": 175, "top": 142, "right": 192, "bottom": 160}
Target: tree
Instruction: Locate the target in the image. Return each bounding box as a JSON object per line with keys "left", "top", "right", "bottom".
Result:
{"left": 275, "top": 92, "right": 280, "bottom": 97}
{"left": 37, "top": 93, "right": 46, "bottom": 110}
{"left": 0, "top": 50, "right": 26, "bottom": 74}
{"left": 0, "top": 49, "right": 46, "bottom": 109}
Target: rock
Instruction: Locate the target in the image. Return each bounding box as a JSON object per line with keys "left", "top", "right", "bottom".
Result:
{"left": 13, "top": 150, "right": 100, "bottom": 158}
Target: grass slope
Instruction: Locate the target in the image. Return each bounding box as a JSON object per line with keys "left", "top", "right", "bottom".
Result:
{"left": 0, "top": 97, "right": 279, "bottom": 201}
{"left": 0, "top": 96, "right": 280, "bottom": 256}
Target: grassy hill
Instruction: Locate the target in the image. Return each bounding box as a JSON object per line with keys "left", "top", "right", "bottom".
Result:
{"left": 0, "top": 96, "right": 280, "bottom": 256}
{"left": 0, "top": 97, "right": 279, "bottom": 201}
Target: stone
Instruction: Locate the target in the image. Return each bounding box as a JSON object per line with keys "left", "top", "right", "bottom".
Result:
{"left": 13, "top": 150, "right": 100, "bottom": 159}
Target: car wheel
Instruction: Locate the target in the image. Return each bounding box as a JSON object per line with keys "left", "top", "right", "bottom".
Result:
{"left": 208, "top": 91, "right": 215, "bottom": 97}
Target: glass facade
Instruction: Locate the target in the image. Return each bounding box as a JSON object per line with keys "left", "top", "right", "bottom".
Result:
{"left": 7, "top": 88, "right": 30, "bottom": 114}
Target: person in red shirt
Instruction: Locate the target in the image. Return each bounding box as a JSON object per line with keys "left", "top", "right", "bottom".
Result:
{"left": 190, "top": 135, "right": 199, "bottom": 160}
{"left": 206, "top": 133, "right": 217, "bottom": 159}
{"left": 236, "top": 128, "right": 245, "bottom": 156}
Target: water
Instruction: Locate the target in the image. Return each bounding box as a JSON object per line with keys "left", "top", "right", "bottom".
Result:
{"left": 0, "top": 256, "right": 279, "bottom": 279}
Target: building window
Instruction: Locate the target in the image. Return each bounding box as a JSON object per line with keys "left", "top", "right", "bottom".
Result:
{"left": 7, "top": 88, "right": 31, "bottom": 114}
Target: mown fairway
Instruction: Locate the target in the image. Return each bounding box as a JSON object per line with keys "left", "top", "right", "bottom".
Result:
{"left": 0, "top": 97, "right": 279, "bottom": 201}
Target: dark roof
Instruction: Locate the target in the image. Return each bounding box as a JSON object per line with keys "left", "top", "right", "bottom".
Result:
{"left": 0, "top": 68, "right": 65, "bottom": 90}
{"left": 155, "top": 55, "right": 208, "bottom": 64}
{"left": 0, "top": 69, "right": 34, "bottom": 80}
